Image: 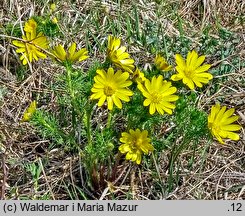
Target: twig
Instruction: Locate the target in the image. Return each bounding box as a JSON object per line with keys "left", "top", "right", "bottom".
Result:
{"left": 0, "top": 69, "right": 39, "bottom": 110}
{"left": 69, "top": 158, "right": 79, "bottom": 199}
{"left": 130, "top": 165, "right": 136, "bottom": 199}
{"left": 238, "top": 111, "right": 245, "bottom": 122}
{"left": 120, "top": 163, "right": 132, "bottom": 186}
{"left": 152, "top": 153, "right": 165, "bottom": 197}
{"left": 78, "top": 154, "right": 96, "bottom": 199}
{"left": 183, "top": 156, "right": 245, "bottom": 197}
{"left": 1, "top": 151, "right": 7, "bottom": 200}
{"left": 38, "top": 158, "right": 55, "bottom": 200}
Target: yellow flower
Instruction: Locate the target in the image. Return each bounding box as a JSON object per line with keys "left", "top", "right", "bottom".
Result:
{"left": 52, "top": 17, "right": 58, "bottom": 24}
{"left": 12, "top": 33, "right": 49, "bottom": 65}
{"left": 171, "top": 50, "right": 213, "bottom": 90}
{"left": 138, "top": 75, "right": 179, "bottom": 115}
{"left": 21, "top": 100, "right": 37, "bottom": 122}
{"left": 24, "top": 19, "right": 37, "bottom": 38}
{"left": 52, "top": 42, "right": 89, "bottom": 63}
{"left": 90, "top": 67, "right": 133, "bottom": 110}
{"left": 107, "top": 35, "right": 135, "bottom": 73}
{"left": 50, "top": 3, "right": 56, "bottom": 12}
{"left": 208, "top": 104, "right": 242, "bottom": 144}
{"left": 12, "top": 19, "right": 48, "bottom": 65}
{"left": 133, "top": 68, "right": 146, "bottom": 84}
{"left": 119, "top": 129, "right": 154, "bottom": 164}
{"left": 154, "top": 54, "right": 172, "bottom": 71}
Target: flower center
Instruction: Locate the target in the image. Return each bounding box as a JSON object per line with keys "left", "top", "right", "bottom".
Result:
{"left": 159, "top": 62, "right": 168, "bottom": 69}
{"left": 30, "top": 23, "right": 36, "bottom": 29}
{"left": 151, "top": 92, "right": 162, "bottom": 103}
{"left": 184, "top": 68, "right": 194, "bottom": 78}
{"left": 130, "top": 138, "right": 142, "bottom": 150}
{"left": 104, "top": 85, "right": 115, "bottom": 96}
{"left": 209, "top": 122, "right": 220, "bottom": 133}
{"left": 27, "top": 43, "right": 36, "bottom": 52}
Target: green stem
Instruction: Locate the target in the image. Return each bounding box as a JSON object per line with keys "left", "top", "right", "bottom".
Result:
{"left": 86, "top": 107, "right": 92, "bottom": 145}
{"left": 66, "top": 64, "right": 75, "bottom": 98}
{"left": 64, "top": 63, "right": 84, "bottom": 118}
{"left": 106, "top": 111, "right": 112, "bottom": 129}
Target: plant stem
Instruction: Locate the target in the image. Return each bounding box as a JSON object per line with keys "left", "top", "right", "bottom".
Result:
{"left": 65, "top": 64, "right": 75, "bottom": 98}
{"left": 64, "top": 63, "right": 84, "bottom": 118}
{"left": 106, "top": 111, "right": 112, "bottom": 129}
{"left": 86, "top": 107, "right": 92, "bottom": 146}
{"left": 111, "top": 152, "right": 122, "bottom": 181}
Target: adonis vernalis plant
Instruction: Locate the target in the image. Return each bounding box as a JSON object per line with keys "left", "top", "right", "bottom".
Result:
{"left": 24, "top": 19, "right": 37, "bottom": 38}
{"left": 107, "top": 35, "right": 135, "bottom": 73}
{"left": 21, "top": 100, "right": 37, "bottom": 122}
{"left": 10, "top": 11, "right": 243, "bottom": 199}
{"left": 50, "top": 3, "right": 56, "bottom": 13}
{"left": 154, "top": 54, "right": 172, "bottom": 71}
{"left": 119, "top": 129, "right": 154, "bottom": 164}
{"left": 51, "top": 42, "right": 89, "bottom": 63}
{"left": 138, "top": 75, "right": 179, "bottom": 115}
{"left": 171, "top": 50, "right": 213, "bottom": 90}
{"left": 90, "top": 67, "right": 133, "bottom": 110}
{"left": 132, "top": 67, "right": 146, "bottom": 84}
{"left": 208, "top": 104, "right": 241, "bottom": 144}
{"left": 12, "top": 19, "right": 49, "bottom": 65}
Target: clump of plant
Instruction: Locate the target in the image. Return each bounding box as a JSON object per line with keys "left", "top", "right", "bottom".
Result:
{"left": 12, "top": 9, "right": 242, "bottom": 198}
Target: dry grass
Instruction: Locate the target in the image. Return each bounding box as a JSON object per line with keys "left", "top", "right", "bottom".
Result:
{"left": 0, "top": 0, "right": 245, "bottom": 200}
